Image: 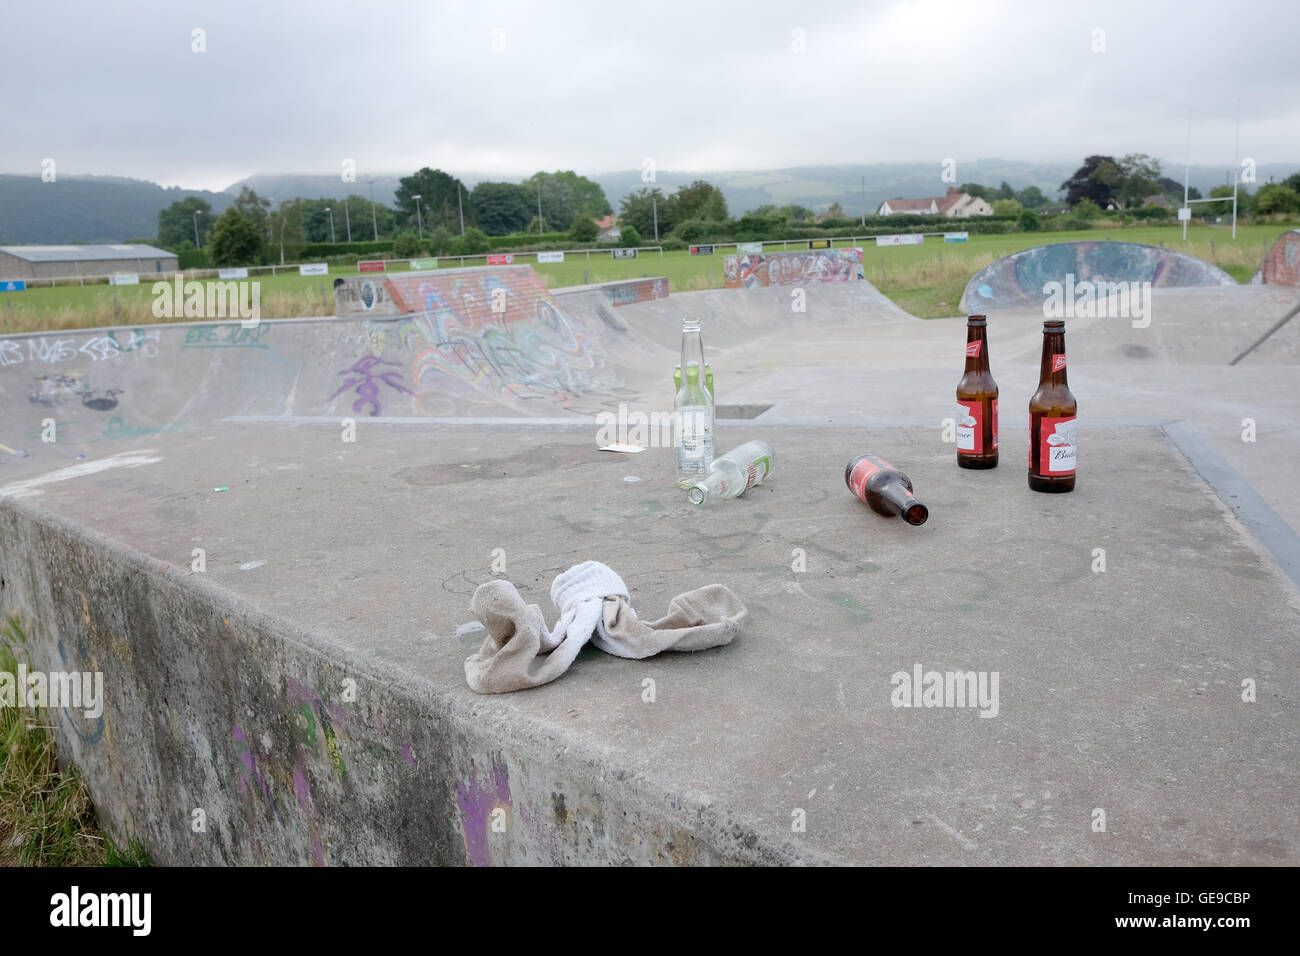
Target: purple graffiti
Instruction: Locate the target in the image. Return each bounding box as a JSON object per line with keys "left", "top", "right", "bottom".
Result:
{"left": 330, "top": 355, "right": 413, "bottom": 417}
{"left": 455, "top": 756, "right": 511, "bottom": 866}
{"left": 233, "top": 726, "right": 271, "bottom": 802}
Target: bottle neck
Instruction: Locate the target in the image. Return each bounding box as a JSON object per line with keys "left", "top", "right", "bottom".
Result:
{"left": 880, "top": 479, "right": 928, "bottom": 525}
{"left": 1039, "top": 331, "right": 1068, "bottom": 386}
{"left": 965, "top": 323, "right": 990, "bottom": 373}
{"left": 688, "top": 469, "right": 725, "bottom": 505}
{"left": 681, "top": 328, "right": 704, "bottom": 376}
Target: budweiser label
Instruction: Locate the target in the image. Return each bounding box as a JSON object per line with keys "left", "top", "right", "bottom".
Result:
{"left": 1052, "top": 354, "right": 1067, "bottom": 372}
{"left": 965, "top": 340, "right": 982, "bottom": 358}
{"left": 1038, "top": 416, "right": 1077, "bottom": 475}
{"left": 956, "top": 400, "right": 982, "bottom": 453}
{"left": 848, "top": 456, "right": 891, "bottom": 500}
{"left": 957, "top": 399, "right": 997, "bottom": 454}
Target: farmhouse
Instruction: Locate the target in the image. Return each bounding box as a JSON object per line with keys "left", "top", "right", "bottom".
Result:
{"left": 878, "top": 188, "right": 993, "bottom": 218}
{"left": 0, "top": 243, "right": 178, "bottom": 281}
{"left": 594, "top": 215, "right": 622, "bottom": 241}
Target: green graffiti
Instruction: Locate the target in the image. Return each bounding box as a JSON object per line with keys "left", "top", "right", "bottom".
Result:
{"left": 297, "top": 701, "right": 317, "bottom": 746}
{"left": 103, "top": 417, "right": 180, "bottom": 439}
{"left": 325, "top": 725, "right": 346, "bottom": 778}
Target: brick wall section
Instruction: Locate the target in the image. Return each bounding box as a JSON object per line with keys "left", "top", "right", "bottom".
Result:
{"left": 1260, "top": 231, "right": 1300, "bottom": 287}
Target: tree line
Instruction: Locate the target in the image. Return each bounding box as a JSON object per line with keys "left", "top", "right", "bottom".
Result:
{"left": 156, "top": 168, "right": 620, "bottom": 266}
{"left": 156, "top": 157, "right": 1300, "bottom": 267}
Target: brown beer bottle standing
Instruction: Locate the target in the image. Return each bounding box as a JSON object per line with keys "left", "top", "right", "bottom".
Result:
{"left": 956, "top": 314, "right": 998, "bottom": 468}
{"left": 1028, "top": 319, "right": 1077, "bottom": 492}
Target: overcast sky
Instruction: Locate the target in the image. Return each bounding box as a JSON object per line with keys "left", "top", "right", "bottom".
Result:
{"left": 6, "top": 0, "right": 1297, "bottom": 191}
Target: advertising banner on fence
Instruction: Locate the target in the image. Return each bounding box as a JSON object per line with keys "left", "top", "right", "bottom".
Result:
{"left": 410, "top": 258, "right": 438, "bottom": 270}
{"left": 109, "top": 273, "right": 140, "bottom": 285}
{"left": 358, "top": 260, "right": 387, "bottom": 273}
{"left": 876, "top": 234, "right": 924, "bottom": 247}
{"left": 613, "top": 248, "right": 638, "bottom": 259}
{"left": 537, "top": 251, "right": 564, "bottom": 263}
{"left": 299, "top": 263, "right": 329, "bottom": 276}
{"left": 737, "top": 242, "right": 763, "bottom": 254}
{"left": 486, "top": 254, "right": 515, "bottom": 265}
{"left": 0, "top": 280, "right": 27, "bottom": 292}
{"left": 689, "top": 245, "right": 715, "bottom": 256}
{"left": 218, "top": 267, "right": 249, "bottom": 279}
{"left": 943, "top": 232, "right": 969, "bottom": 243}
{"left": 808, "top": 239, "right": 831, "bottom": 249}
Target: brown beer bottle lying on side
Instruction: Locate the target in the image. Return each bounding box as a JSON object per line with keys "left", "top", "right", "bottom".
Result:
{"left": 956, "top": 314, "right": 998, "bottom": 469}
{"left": 1028, "top": 319, "right": 1077, "bottom": 493}
{"left": 845, "top": 455, "right": 929, "bottom": 525}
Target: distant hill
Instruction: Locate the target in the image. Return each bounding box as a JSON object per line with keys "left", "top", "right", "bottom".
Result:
{"left": 590, "top": 159, "right": 1300, "bottom": 218}
{"left": 0, "top": 175, "right": 230, "bottom": 244}
{"left": 224, "top": 173, "right": 403, "bottom": 206}
{"left": 2, "top": 160, "right": 1296, "bottom": 245}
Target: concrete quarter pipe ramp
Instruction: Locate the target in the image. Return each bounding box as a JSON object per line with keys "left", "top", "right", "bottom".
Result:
{"left": 960, "top": 240, "right": 1235, "bottom": 312}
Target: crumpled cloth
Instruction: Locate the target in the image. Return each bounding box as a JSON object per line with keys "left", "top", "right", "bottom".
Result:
{"left": 464, "top": 561, "right": 746, "bottom": 693}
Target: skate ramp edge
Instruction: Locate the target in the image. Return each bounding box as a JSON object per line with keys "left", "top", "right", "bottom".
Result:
{"left": 961, "top": 240, "right": 1236, "bottom": 312}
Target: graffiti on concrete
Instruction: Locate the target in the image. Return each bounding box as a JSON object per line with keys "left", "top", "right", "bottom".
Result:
{"left": 81, "top": 388, "right": 123, "bottom": 411}
{"left": 102, "top": 417, "right": 179, "bottom": 439}
{"left": 182, "top": 324, "right": 271, "bottom": 349}
{"left": 330, "top": 355, "right": 414, "bottom": 417}
{"left": 723, "top": 248, "right": 865, "bottom": 289}
{"left": 1253, "top": 230, "right": 1300, "bottom": 286}
{"left": 456, "top": 755, "right": 512, "bottom": 867}
{"left": 392, "top": 274, "right": 608, "bottom": 410}
{"left": 0, "top": 330, "right": 160, "bottom": 366}
{"left": 961, "top": 241, "right": 1235, "bottom": 311}
{"left": 27, "top": 375, "right": 124, "bottom": 410}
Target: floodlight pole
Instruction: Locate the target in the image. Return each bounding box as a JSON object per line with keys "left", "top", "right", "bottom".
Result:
{"left": 368, "top": 179, "right": 378, "bottom": 240}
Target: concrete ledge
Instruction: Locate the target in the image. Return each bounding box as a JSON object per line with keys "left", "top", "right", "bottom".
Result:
{"left": 0, "top": 490, "right": 820, "bottom": 866}
{"left": 2, "top": 421, "right": 1297, "bottom": 865}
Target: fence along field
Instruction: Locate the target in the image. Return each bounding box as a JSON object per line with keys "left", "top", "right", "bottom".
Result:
{"left": 0, "top": 225, "right": 1284, "bottom": 333}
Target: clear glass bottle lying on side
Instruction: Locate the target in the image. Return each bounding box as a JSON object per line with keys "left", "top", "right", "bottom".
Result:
{"left": 687, "top": 440, "right": 774, "bottom": 505}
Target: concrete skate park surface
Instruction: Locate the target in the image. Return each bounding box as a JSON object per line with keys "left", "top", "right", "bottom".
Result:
{"left": 1, "top": 266, "right": 1297, "bottom": 865}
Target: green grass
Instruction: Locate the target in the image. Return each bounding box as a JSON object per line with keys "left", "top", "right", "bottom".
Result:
{"left": 0, "top": 614, "right": 151, "bottom": 866}
{"left": 0, "top": 222, "right": 1288, "bottom": 331}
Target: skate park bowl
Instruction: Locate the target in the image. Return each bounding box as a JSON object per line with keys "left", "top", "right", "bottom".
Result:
{"left": 1, "top": 264, "right": 1298, "bottom": 865}
{"left": 1251, "top": 229, "right": 1300, "bottom": 286}
{"left": 960, "top": 240, "right": 1236, "bottom": 313}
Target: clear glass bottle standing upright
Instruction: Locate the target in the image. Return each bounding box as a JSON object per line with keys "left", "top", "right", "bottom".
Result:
{"left": 675, "top": 318, "right": 715, "bottom": 487}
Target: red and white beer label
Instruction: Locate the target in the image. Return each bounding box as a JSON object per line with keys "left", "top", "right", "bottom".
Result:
{"left": 1052, "top": 354, "right": 1067, "bottom": 372}
{"left": 1037, "top": 415, "right": 1077, "bottom": 475}
{"left": 965, "top": 340, "right": 982, "bottom": 358}
{"left": 956, "top": 399, "right": 997, "bottom": 454}
{"left": 848, "top": 456, "right": 892, "bottom": 501}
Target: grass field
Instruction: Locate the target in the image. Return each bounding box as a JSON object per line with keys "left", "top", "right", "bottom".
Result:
{"left": 0, "top": 615, "right": 151, "bottom": 866}
{"left": 0, "top": 223, "right": 1287, "bottom": 333}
